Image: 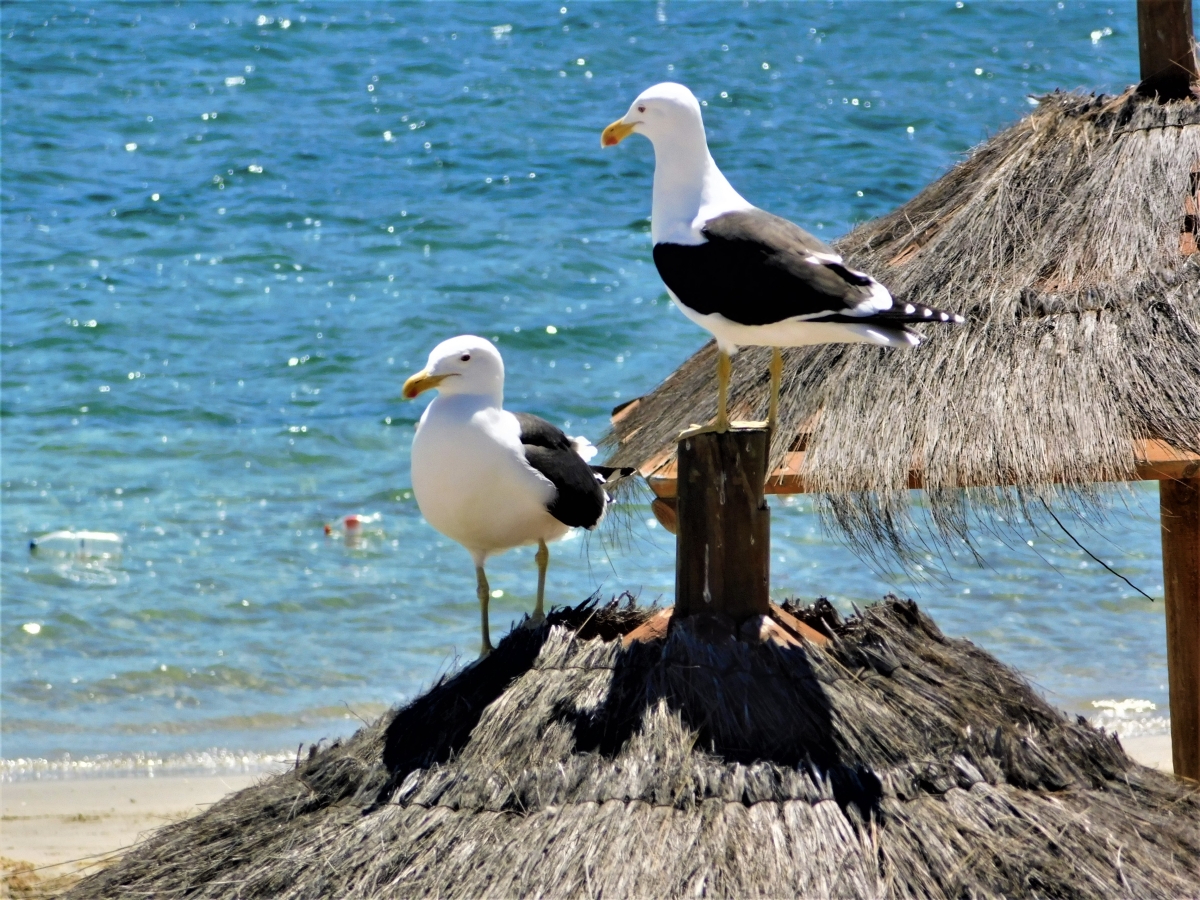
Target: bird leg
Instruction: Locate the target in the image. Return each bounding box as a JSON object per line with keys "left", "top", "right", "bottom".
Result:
{"left": 767, "top": 347, "right": 783, "bottom": 433}
{"left": 715, "top": 348, "right": 732, "bottom": 432}
{"left": 532, "top": 539, "right": 549, "bottom": 625}
{"left": 680, "top": 349, "right": 733, "bottom": 438}
{"left": 475, "top": 566, "right": 494, "bottom": 657}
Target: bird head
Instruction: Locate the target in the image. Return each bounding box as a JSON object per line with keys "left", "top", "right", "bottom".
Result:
{"left": 402, "top": 335, "right": 504, "bottom": 403}
{"left": 601, "top": 82, "right": 705, "bottom": 148}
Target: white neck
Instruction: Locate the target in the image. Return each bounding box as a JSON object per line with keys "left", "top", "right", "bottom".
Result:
{"left": 648, "top": 125, "right": 751, "bottom": 245}
{"left": 430, "top": 387, "right": 503, "bottom": 416}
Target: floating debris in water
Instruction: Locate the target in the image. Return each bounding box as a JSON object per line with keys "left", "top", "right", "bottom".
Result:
{"left": 29, "top": 530, "right": 123, "bottom": 558}
{"left": 324, "top": 513, "right": 384, "bottom": 540}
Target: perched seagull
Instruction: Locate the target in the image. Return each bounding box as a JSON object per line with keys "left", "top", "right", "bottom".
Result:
{"left": 403, "top": 335, "right": 631, "bottom": 656}
{"left": 602, "top": 82, "right": 963, "bottom": 434}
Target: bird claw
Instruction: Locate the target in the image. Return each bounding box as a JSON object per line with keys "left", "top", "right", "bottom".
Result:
{"left": 523, "top": 612, "right": 546, "bottom": 630}
{"left": 678, "top": 421, "right": 730, "bottom": 439}
{"left": 678, "top": 420, "right": 766, "bottom": 439}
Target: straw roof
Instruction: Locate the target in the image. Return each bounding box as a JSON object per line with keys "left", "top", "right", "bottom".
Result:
{"left": 69, "top": 599, "right": 1200, "bottom": 899}
{"left": 603, "top": 89, "right": 1200, "bottom": 557}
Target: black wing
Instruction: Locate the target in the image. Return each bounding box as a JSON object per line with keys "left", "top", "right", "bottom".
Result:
{"left": 653, "top": 209, "right": 960, "bottom": 328}
{"left": 512, "top": 412, "right": 607, "bottom": 529}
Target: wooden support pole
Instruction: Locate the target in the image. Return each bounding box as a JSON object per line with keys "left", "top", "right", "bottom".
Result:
{"left": 675, "top": 429, "right": 770, "bottom": 620}
{"left": 1137, "top": 0, "right": 1199, "bottom": 100}
{"left": 1161, "top": 475, "right": 1200, "bottom": 781}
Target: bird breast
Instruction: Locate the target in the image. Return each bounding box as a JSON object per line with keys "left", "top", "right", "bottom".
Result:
{"left": 411, "top": 400, "right": 562, "bottom": 553}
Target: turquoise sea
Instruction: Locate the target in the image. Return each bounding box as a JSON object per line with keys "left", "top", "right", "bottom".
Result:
{"left": 1, "top": 1, "right": 1173, "bottom": 776}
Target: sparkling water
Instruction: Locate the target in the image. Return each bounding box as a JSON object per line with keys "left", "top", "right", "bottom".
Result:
{"left": 2, "top": 1, "right": 1170, "bottom": 774}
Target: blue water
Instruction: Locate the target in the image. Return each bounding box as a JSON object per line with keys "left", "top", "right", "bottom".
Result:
{"left": 2, "top": 1, "right": 1172, "bottom": 773}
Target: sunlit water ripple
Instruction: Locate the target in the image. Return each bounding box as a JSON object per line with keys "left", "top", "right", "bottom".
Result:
{"left": 1, "top": 1, "right": 1172, "bottom": 777}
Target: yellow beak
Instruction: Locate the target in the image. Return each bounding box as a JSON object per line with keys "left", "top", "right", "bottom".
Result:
{"left": 601, "top": 118, "right": 636, "bottom": 147}
{"left": 402, "top": 370, "right": 449, "bottom": 399}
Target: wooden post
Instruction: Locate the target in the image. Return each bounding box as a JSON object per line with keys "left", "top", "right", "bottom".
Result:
{"left": 1137, "top": 0, "right": 1199, "bottom": 100}
{"left": 1161, "top": 475, "right": 1200, "bottom": 781}
{"left": 675, "top": 429, "right": 770, "bottom": 620}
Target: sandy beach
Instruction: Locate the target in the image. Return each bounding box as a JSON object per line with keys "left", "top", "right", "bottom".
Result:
{"left": 1121, "top": 734, "right": 1174, "bottom": 773}
{"left": 0, "top": 735, "right": 1174, "bottom": 895}
{"left": 1, "top": 773, "right": 259, "bottom": 895}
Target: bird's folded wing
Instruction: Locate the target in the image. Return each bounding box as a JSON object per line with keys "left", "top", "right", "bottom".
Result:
{"left": 512, "top": 413, "right": 607, "bottom": 528}
{"left": 653, "top": 208, "right": 889, "bottom": 326}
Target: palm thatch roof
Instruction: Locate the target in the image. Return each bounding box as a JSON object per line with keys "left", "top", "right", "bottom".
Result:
{"left": 603, "top": 89, "right": 1200, "bottom": 557}
{"left": 68, "top": 599, "right": 1200, "bottom": 899}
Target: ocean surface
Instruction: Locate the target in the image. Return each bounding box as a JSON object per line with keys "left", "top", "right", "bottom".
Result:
{"left": 2, "top": 1, "right": 1174, "bottom": 778}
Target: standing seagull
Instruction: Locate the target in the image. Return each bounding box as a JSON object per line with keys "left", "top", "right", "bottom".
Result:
{"left": 403, "top": 335, "right": 630, "bottom": 656}
{"left": 602, "top": 82, "right": 963, "bottom": 434}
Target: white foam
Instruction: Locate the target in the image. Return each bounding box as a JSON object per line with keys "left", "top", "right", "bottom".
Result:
{"left": 1088, "top": 698, "right": 1171, "bottom": 739}
{"left": 2, "top": 748, "right": 296, "bottom": 782}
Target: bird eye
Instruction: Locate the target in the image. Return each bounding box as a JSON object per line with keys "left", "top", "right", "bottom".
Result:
{"left": 637, "top": 105, "right": 646, "bottom": 113}
{"left": 460, "top": 353, "right": 471, "bottom": 362}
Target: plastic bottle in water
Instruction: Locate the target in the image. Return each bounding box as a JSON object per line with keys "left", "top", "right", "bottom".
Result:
{"left": 29, "top": 530, "right": 123, "bottom": 558}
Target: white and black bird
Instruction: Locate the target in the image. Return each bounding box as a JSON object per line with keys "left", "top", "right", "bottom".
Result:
{"left": 403, "top": 335, "right": 631, "bottom": 656}
{"left": 602, "top": 82, "right": 964, "bottom": 434}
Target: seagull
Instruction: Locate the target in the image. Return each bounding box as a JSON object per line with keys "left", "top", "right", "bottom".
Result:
{"left": 403, "top": 335, "right": 631, "bottom": 656}
{"left": 602, "top": 82, "right": 963, "bottom": 435}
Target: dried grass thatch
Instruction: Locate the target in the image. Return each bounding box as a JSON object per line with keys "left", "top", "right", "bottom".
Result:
{"left": 603, "top": 90, "right": 1200, "bottom": 559}
{"left": 68, "top": 599, "right": 1200, "bottom": 899}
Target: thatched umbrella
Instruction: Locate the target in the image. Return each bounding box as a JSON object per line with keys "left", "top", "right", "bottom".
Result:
{"left": 65, "top": 601, "right": 1200, "bottom": 899}
{"left": 605, "top": 1, "right": 1200, "bottom": 779}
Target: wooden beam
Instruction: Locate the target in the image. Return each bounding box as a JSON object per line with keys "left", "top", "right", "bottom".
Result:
{"left": 644, "top": 438, "right": 1200, "bottom": 500}
{"left": 1137, "top": 0, "right": 1199, "bottom": 100}
{"left": 1161, "top": 476, "right": 1200, "bottom": 781}
{"left": 650, "top": 497, "right": 678, "bottom": 534}
{"left": 675, "top": 429, "right": 770, "bottom": 620}
{"left": 1135, "top": 439, "right": 1200, "bottom": 481}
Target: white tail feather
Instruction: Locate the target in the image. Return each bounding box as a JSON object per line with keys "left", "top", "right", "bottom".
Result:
{"left": 570, "top": 435, "right": 598, "bottom": 463}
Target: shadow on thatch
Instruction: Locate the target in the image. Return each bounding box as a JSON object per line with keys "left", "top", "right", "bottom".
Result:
{"left": 604, "top": 89, "right": 1200, "bottom": 559}
{"left": 67, "top": 599, "right": 1200, "bottom": 899}
{"left": 378, "top": 601, "right": 646, "bottom": 793}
